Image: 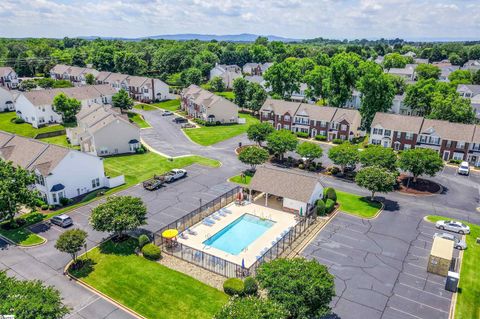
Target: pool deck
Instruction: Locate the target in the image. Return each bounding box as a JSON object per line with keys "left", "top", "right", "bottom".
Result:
{"left": 177, "top": 202, "right": 297, "bottom": 267}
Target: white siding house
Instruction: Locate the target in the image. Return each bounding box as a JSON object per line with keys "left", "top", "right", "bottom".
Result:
{"left": 0, "top": 67, "right": 19, "bottom": 89}
{"left": 0, "top": 87, "right": 15, "bottom": 112}
{"left": 15, "top": 85, "right": 116, "bottom": 128}
{"left": 209, "top": 64, "right": 242, "bottom": 89}
{"left": 0, "top": 132, "right": 123, "bottom": 205}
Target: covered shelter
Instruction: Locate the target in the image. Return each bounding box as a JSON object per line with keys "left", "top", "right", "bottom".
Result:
{"left": 248, "top": 165, "right": 324, "bottom": 216}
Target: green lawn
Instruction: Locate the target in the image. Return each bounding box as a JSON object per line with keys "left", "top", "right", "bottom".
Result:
{"left": 229, "top": 174, "right": 253, "bottom": 185}
{"left": 151, "top": 99, "right": 181, "bottom": 112}
{"left": 184, "top": 113, "right": 259, "bottom": 146}
{"left": 336, "top": 190, "right": 382, "bottom": 218}
{"left": 214, "top": 91, "right": 235, "bottom": 100}
{"left": 127, "top": 112, "right": 151, "bottom": 128}
{"left": 104, "top": 152, "right": 220, "bottom": 187}
{"left": 70, "top": 239, "right": 228, "bottom": 319}
{"left": 0, "top": 111, "right": 65, "bottom": 138}
{"left": 0, "top": 227, "right": 45, "bottom": 246}
{"left": 39, "top": 135, "right": 80, "bottom": 150}
{"left": 426, "top": 215, "right": 480, "bottom": 319}
{"left": 133, "top": 104, "right": 159, "bottom": 111}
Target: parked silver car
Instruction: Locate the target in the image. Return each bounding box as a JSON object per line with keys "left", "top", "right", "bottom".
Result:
{"left": 51, "top": 214, "right": 73, "bottom": 228}
{"left": 435, "top": 220, "right": 470, "bottom": 234}
{"left": 433, "top": 232, "right": 467, "bottom": 250}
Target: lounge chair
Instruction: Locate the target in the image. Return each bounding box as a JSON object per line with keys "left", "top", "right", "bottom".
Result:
{"left": 221, "top": 208, "right": 232, "bottom": 214}
{"left": 202, "top": 219, "right": 214, "bottom": 226}
{"left": 186, "top": 228, "right": 197, "bottom": 236}
{"left": 217, "top": 210, "right": 227, "bottom": 217}
{"left": 205, "top": 217, "right": 216, "bottom": 224}
{"left": 211, "top": 213, "right": 221, "bottom": 220}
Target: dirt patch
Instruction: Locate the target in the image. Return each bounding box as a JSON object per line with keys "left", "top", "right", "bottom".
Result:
{"left": 397, "top": 174, "right": 441, "bottom": 195}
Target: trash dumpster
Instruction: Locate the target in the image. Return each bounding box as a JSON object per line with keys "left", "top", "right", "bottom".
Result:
{"left": 445, "top": 271, "right": 460, "bottom": 292}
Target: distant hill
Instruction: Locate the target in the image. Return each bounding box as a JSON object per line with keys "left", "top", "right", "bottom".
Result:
{"left": 79, "top": 33, "right": 300, "bottom": 43}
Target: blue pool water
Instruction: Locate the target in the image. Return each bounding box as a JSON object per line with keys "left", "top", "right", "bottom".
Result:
{"left": 203, "top": 214, "right": 275, "bottom": 255}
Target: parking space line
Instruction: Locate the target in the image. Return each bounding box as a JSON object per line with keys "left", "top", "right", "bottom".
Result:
{"left": 402, "top": 272, "right": 444, "bottom": 287}
{"left": 399, "top": 283, "right": 451, "bottom": 301}
{"left": 310, "top": 255, "right": 342, "bottom": 267}
{"left": 395, "top": 295, "right": 448, "bottom": 314}
{"left": 408, "top": 253, "right": 428, "bottom": 259}
{"left": 406, "top": 262, "right": 424, "bottom": 269}
{"left": 388, "top": 306, "right": 424, "bottom": 319}
{"left": 314, "top": 247, "right": 350, "bottom": 258}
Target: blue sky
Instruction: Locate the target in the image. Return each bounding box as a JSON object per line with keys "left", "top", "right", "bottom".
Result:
{"left": 0, "top": 0, "right": 479, "bottom": 40}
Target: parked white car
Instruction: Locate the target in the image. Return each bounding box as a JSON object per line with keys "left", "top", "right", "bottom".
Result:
{"left": 457, "top": 161, "right": 470, "bottom": 175}
{"left": 433, "top": 232, "right": 467, "bottom": 250}
{"left": 435, "top": 220, "right": 470, "bottom": 234}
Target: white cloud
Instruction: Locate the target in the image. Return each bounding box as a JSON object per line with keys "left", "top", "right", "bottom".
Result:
{"left": 0, "top": 0, "right": 478, "bottom": 40}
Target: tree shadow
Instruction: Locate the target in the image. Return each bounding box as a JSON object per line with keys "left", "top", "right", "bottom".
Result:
{"left": 375, "top": 196, "right": 400, "bottom": 212}
{"left": 69, "top": 258, "right": 96, "bottom": 279}
{"left": 322, "top": 313, "right": 342, "bottom": 319}
{"left": 98, "top": 237, "right": 137, "bottom": 256}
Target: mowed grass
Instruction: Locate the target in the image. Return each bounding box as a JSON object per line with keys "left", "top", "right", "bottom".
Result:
{"left": 336, "top": 190, "right": 382, "bottom": 218}
{"left": 39, "top": 135, "right": 79, "bottom": 150}
{"left": 70, "top": 239, "right": 228, "bottom": 319}
{"left": 152, "top": 99, "right": 181, "bottom": 112}
{"left": 127, "top": 112, "right": 151, "bottom": 128}
{"left": 184, "top": 113, "right": 259, "bottom": 146}
{"left": 229, "top": 174, "right": 253, "bottom": 185}
{"left": 426, "top": 215, "right": 480, "bottom": 319}
{"left": 133, "top": 104, "right": 159, "bottom": 111}
{"left": 104, "top": 152, "right": 220, "bottom": 187}
{"left": 214, "top": 91, "right": 235, "bottom": 100}
{"left": 0, "top": 227, "right": 45, "bottom": 246}
{"left": 0, "top": 111, "right": 65, "bottom": 137}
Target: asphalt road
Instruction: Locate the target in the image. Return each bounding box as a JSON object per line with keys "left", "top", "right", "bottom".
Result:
{"left": 1, "top": 109, "right": 478, "bottom": 319}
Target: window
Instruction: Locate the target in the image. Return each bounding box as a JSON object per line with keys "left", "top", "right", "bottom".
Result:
{"left": 453, "top": 152, "right": 464, "bottom": 160}
{"left": 36, "top": 175, "right": 45, "bottom": 186}
{"left": 284, "top": 115, "right": 290, "bottom": 121}
{"left": 371, "top": 139, "right": 381, "bottom": 145}
{"left": 445, "top": 140, "right": 452, "bottom": 148}
{"left": 457, "top": 142, "right": 465, "bottom": 149}
{"left": 341, "top": 124, "right": 347, "bottom": 131}
{"left": 404, "top": 144, "right": 411, "bottom": 150}
{"left": 92, "top": 178, "right": 100, "bottom": 188}
{"left": 52, "top": 193, "right": 57, "bottom": 203}
{"left": 373, "top": 128, "right": 383, "bottom": 135}
{"left": 396, "top": 131, "right": 402, "bottom": 139}
{"left": 384, "top": 130, "right": 391, "bottom": 136}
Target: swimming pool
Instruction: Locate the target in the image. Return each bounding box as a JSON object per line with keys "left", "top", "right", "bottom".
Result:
{"left": 203, "top": 214, "right": 275, "bottom": 255}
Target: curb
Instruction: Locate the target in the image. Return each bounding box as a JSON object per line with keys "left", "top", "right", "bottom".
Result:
{"left": 0, "top": 230, "right": 47, "bottom": 248}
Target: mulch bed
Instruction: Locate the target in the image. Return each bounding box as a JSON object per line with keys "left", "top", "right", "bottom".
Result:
{"left": 397, "top": 174, "right": 441, "bottom": 195}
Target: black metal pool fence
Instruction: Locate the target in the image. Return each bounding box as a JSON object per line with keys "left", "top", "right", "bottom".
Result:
{"left": 153, "top": 186, "right": 315, "bottom": 278}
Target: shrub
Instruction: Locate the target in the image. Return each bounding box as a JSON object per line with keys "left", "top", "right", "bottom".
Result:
{"left": 24, "top": 212, "right": 44, "bottom": 225}
{"left": 243, "top": 277, "right": 258, "bottom": 296}
{"left": 326, "top": 166, "right": 340, "bottom": 175}
{"left": 295, "top": 131, "right": 309, "bottom": 138}
{"left": 141, "top": 243, "right": 161, "bottom": 260}
{"left": 325, "top": 199, "right": 336, "bottom": 213}
{"left": 449, "top": 159, "right": 462, "bottom": 165}
{"left": 136, "top": 147, "right": 145, "bottom": 154}
{"left": 48, "top": 205, "right": 55, "bottom": 210}
{"left": 298, "top": 164, "right": 305, "bottom": 169}
{"left": 332, "top": 138, "right": 344, "bottom": 144}
{"left": 41, "top": 204, "right": 49, "bottom": 210}
{"left": 323, "top": 187, "right": 337, "bottom": 203}
{"left": 138, "top": 234, "right": 150, "bottom": 248}
{"left": 308, "top": 165, "right": 316, "bottom": 171}
{"left": 316, "top": 200, "right": 326, "bottom": 216}
{"left": 14, "top": 117, "right": 25, "bottom": 124}
{"left": 214, "top": 296, "right": 288, "bottom": 319}
{"left": 315, "top": 135, "right": 327, "bottom": 141}
{"left": 223, "top": 278, "right": 245, "bottom": 296}
{"left": 59, "top": 197, "right": 70, "bottom": 206}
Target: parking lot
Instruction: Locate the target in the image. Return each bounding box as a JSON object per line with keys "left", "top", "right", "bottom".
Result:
{"left": 303, "top": 210, "right": 459, "bottom": 319}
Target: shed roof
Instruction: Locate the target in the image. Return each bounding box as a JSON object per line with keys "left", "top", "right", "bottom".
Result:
{"left": 430, "top": 237, "right": 454, "bottom": 260}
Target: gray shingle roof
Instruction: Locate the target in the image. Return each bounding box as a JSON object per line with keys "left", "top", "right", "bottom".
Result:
{"left": 421, "top": 119, "right": 475, "bottom": 142}
{"left": 21, "top": 85, "right": 115, "bottom": 106}
{"left": 260, "top": 99, "right": 301, "bottom": 115}
{"left": 371, "top": 113, "right": 424, "bottom": 133}
{"left": 249, "top": 165, "right": 322, "bottom": 203}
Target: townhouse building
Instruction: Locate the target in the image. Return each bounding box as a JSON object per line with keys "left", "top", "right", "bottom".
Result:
{"left": 369, "top": 112, "right": 480, "bottom": 165}
{"left": 384, "top": 64, "right": 417, "bottom": 82}
{"left": 457, "top": 84, "right": 480, "bottom": 118}
{"left": 181, "top": 85, "right": 238, "bottom": 123}
{"left": 0, "top": 87, "right": 15, "bottom": 112}
{"left": 260, "top": 99, "right": 363, "bottom": 141}
{"left": 209, "top": 64, "right": 242, "bottom": 89}
{"left": 0, "top": 131, "right": 124, "bottom": 205}
{"left": 242, "top": 62, "right": 273, "bottom": 76}
{"left": 15, "top": 85, "right": 116, "bottom": 128}
{"left": 0, "top": 67, "right": 19, "bottom": 89}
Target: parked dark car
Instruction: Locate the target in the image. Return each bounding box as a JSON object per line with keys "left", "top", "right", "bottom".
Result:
{"left": 173, "top": 117, "right": 188, "bottom": 124}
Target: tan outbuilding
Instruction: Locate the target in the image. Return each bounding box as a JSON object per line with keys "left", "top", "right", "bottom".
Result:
{"left": 427, "top": 237, "right": 454, "bottom": 276}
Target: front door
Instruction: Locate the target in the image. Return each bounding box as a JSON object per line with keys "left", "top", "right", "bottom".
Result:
{"left": 443, "top": 151, "right": 450, "bottom": 161}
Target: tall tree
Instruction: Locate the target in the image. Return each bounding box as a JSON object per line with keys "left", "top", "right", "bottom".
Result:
{"left": 52, "top": 93, "right": 81, "bottom": 123}
{"left": 296, "top": 142, "right": 323, "bottom": 166}
{"left": 383, "top": 53, "right": 411, "bottom": 69}
{"left": 90, "top": 196, "right": 147, "bottom": 238}
{"left": 0, "top": 271, "right": 69, "bottom": 319}
{"left": 266, "top": 129, "right": 298, "bottom": 160}
{"left": 55, "top": 229, "right": 88, "bottom": 265}
{"left": 247, "top": 122, "right": 274, "bottom": 146}
{"left": 304, "top": 65, "right": 330, "bottom": 101}
{"left": 112, "top": 89, "right": 134, "bottom": 113}
{"left": 415, "top": 64, "right": 441, "bottom": 80}
{"left": 180, "top": 67, "right": 202, "bottom": 86}
{"left": 0, "top": 160, "right": 39, "bottom": 223}
{"left": 355, "top": 166, "right": 396, "bottom": 201}
{"left": 398, "top": 148, "right": 444, "bottom": 183}
{"left": 327, "top": 52, "right": 362, "bottom": 107}
{"left": 246, "top": 82, "right": 267, "bottom": 113}
{"left": 85, "top": 73, "right": 95, "bottom": 85}
{"left": 428, "top": 92, "right": 476, "bottom": 124}
{"left": 448, "top": 70, "right": 472, "bottom": 85}
{"left": 209, "top": 76, "right": 225, "bottom": 92}
{"left": 328, "top": 143, "right": 359, "bottom": 174}
{"left": 233, "top": 77, "right": 249, "bottom": 109}
{"left": 357, "top": 62, "right": 396, "bottom": 130}
{"left": 264, "top": 58, "right": 301, "bottom": 98}
{"left": 359, "top": 145, "right": 398, "bottom": 171}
